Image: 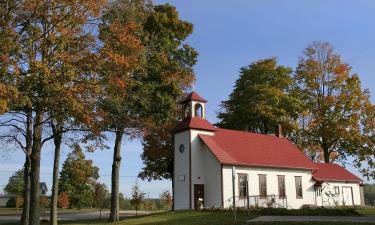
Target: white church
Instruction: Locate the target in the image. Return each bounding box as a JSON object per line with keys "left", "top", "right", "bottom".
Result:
{"left": 173, "top": 92, "right": 365, "bottom": 210}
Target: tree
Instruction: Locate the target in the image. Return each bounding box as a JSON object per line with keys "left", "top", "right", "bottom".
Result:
{"left": 294, "top": 42, "right": 375, "bottom": 178}
{"left": 217, "top": 58, "right": 301, "bottom": 134}
{"left": 160, "top": 190, "right": 172, "bottom": 210}
{"left": 0, "top": 1, "right": 105, "bottom": 225}
{"left": 58, "top": 192, "right": 69, "bottom": 209}
{"left": 4, "top": 169, "right": 24, "bottom": 196}
{"left": 139, "top": 122, "right": 174, "bottom": 181}
{"left": 94, "top": 182, "right": 110, "bottom": 220}
{"left": 99, "top": 0, "right": 146, "bottom": 221}
{"left": 364, "top": 184, "right": 375, "bottom": 206}
{"left": 59, "top": 145, "right": 99, "bottom": 209}
{"left": 119, "top": 193, "right": 130, "bottom": 210}
{"left": 3, "top": 170, "right": 24, "bottom": 211}
{"left": 130, "top": 181, "right": 145, "bottom": 216}
{"left": 99, "top": 1, "right": 196, "bottom": 222}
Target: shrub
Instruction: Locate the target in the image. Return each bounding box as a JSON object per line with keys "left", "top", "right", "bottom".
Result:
{"left": 202, "top": 206, "right": 360, "bottom": 216}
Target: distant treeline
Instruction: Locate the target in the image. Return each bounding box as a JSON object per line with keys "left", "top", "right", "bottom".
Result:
{"left": 364, "top": 184, "right": 375, "bottom": 206}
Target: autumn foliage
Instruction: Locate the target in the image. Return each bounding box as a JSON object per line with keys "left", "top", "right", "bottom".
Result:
{"left": 58, "top": 192, "right": 70, "bottom": 209}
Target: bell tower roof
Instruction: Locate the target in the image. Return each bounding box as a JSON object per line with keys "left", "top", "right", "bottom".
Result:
{"left": 180, "top": 91, "right": 207, "bottom": 103}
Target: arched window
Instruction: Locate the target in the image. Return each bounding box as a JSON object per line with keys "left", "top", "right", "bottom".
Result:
{"left": 194, "top": 103, "right": 203, "bottom": 118}
{"left": 184, "top": 104, "right": 191, "bottom": 118}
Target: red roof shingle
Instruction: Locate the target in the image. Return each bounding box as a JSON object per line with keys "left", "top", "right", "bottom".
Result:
{"left": 173, "top": 117, "right": 217, "bottom": 133}
{"left": 199, "top": 128, "right": 317, "bottom": 170}
{"left": 180, "top": 91, "right": 207, "bottom": 103}
{"left": 312, "top": 163, "right": 362, "bottom": 183}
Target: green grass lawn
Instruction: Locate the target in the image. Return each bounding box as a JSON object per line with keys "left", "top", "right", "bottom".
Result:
{"left": 56, "top": 210, "right": 375, "bottom": 225}
{"left": 2, "top": 208, "right": 375, "bottom": 225}
{"left": 357, "top": 207, "right": 375, "bottom": 215}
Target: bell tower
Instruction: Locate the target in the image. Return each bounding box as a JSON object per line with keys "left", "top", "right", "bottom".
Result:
{"left": 180, "top": 92, "right": 207, "bottom": 119}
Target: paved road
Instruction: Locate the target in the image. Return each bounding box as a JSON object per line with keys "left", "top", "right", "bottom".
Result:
{"left": 0, "top": 210, "right": 153, "bottom": 225}
{"left": 247, "top": 215, "right": 375, "bottom": 223}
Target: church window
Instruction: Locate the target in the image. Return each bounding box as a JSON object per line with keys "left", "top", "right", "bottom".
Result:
{"left": 258, "top": 174, "right": 267, "bottom": 197}
{"left": 238, "top": 174, "right": 248, "bottom": 197}
{"left": 277, "top": 175, "right": 286, "bottom": 198}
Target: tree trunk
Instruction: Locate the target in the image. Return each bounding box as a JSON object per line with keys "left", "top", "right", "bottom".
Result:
{"left": 323, "top": 149, "right": 330, "bottom": 163}
{"left": 30, "top": 112, "right": 44, "bottom": 225}
{"left": 21, "top": 109, "right": 33, "bottom": 225}
{"left": 50, "top": 119, "right": 63, "bottom": 225}
{"left": 109, "top": 129, "right": 123, "bottom": 222}
{"left": 21, "top": 155, "right": 31, "bottom": 225}
{"left": 322, "top": 140, "right": 330, "bottom": 163}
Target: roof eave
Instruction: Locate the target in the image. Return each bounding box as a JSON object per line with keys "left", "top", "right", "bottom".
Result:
{"left": 222, "top": 163, "right": 316, "bottom": 171}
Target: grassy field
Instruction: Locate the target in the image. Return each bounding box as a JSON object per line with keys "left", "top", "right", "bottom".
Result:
{"left": 2, "top": 208, "right": 375, "bottom": 225}
{"left": 55, "top": 210, "right": 375, "bottom": 225}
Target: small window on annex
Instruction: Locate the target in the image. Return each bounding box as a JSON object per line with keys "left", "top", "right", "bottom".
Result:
{"left": 194, "top": 103, "right": 203, "bottom": 118}
{"left": 334, "top": 186, "right": 340, "bottom": 195}
{"left": 238, "top": 174, "right": 248, "bottom": 197}
{"left": 295, "top": 176, "right": 303, "bottom": 199}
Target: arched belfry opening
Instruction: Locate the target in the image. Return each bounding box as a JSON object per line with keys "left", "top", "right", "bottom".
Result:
{"left": 194, "top": 103, "right": 203, "bottom": 118}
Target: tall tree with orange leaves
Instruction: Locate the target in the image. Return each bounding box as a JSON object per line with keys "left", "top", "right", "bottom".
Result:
{"left": 294, "top": 42, "right": 375, "bottom": 179}
{"left": 0, "top": 1, "right": 106, "bottom": 225}
{"left": 99, "top": 1, "right": 196, "bottom": 221}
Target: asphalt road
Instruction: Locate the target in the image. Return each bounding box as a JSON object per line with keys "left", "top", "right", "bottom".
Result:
{"left": 0, "top": 210, "right": 153, "bottom": 225}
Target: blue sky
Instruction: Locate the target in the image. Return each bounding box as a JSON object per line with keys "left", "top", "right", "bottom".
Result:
{"left": 1, "top": 0, "right": 375, "bottom": 197}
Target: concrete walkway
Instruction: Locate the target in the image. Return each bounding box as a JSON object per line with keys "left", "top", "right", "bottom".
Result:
{"left": 247, "top": 216, "right": 375, "bottom": 223}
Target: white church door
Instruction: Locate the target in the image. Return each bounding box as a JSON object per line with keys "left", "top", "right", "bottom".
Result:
{"left": 342, "top": 186, "right": 353, "bottom": 206}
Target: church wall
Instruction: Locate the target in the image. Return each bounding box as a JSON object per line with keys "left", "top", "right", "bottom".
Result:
{"left": 201, "top": 144, "right": 222, "bottom": 208}
{"left": 222, "top": 165, "right": 315, "bottom": 209}
{"left": 173, "top": 130, "right": 190, "bottom": 210}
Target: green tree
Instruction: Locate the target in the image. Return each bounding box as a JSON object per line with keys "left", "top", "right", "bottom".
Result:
{"left": 130, "top": 181, "right": 145, "bottom": 216}
{"left": 99, "top": 1, "right": 196, "bottom": 222}
{"left": 139, "top": 121, "right": 174, "bottom": 181}
{"left": 160, "top": 190, "right": 172, "bottom": 210}
{"left": 364, "top": 184, "right": 375, "bottom": 206}
{"left": 59, "top": 145, "right": 99, "bottom": 209}
{"left": 94, "top": 182, "right": 110, "bottom": 220}
{"left": 294, "top": 42, "right": 375, "bottom": 179}
{"left": 217, "top": 58, "right": 301, "bottom": 134}
{"left": 4, "top": 169, "right": 24, "bottom": 196}
{"left": 119, "top": 193, "right": 131, "bottom": 210}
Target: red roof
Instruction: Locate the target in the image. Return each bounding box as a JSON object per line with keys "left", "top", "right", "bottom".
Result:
{"left": 312, "top": 163, "right": 362, "bottom": 183}
{"left": 180, "top": 91, "right": 207, "bottom": 103}
{"left": 199, "top": 128, "right": 317, "bottom": 170}
{"left": 173, "top": 117, "right": 217, "bottom": 133}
